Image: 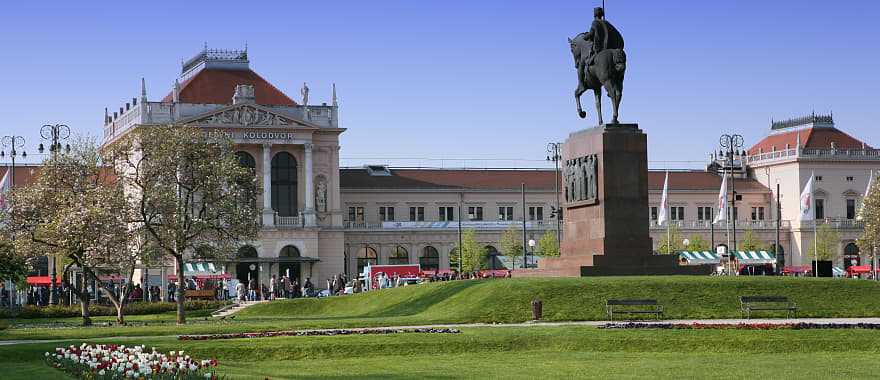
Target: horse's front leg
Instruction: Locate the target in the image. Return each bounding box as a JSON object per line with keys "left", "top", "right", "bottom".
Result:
{"left": 575, "top": 65, "right": 587, "bottom": 119}
{"left": 610, "top": 82, "right": 623, "bottom": 124}
{"left": 594, "top": 88, "right": 603, "bottom": 125}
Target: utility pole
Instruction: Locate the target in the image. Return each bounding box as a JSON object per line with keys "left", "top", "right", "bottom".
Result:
{"left": 521, "top": 183, "right": 528, "bottom": 269}
{"left": 719, "top": 134, "right": 743, "bottom": 275}
{"left": 775, "top": 183, "right": 781, "bottom": 272}
{"left": 547, "top": 143, "right": 562, "bottom": 252}
{"left": 39, "top": 124, "right": 71, "bottom": 305}
{"left": 457, "top": 192, "right": 463, "bottom": 273}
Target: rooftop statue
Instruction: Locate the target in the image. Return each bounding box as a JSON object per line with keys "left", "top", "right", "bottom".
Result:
{"left": 569, "top": 7, "right": 626, "bottom": 124}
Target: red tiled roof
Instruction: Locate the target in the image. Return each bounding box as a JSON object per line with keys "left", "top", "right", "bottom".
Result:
{"left": 748, "top": 127, "right": 870, "bottom": 155}
{"left": 161, "top": 69, "right": 297, "bottom": 106}
{"left": 341, "top": 169, "right": 559, "bottom": 191}
{"left": 647, "top": 171, "right": 767, "bottom": 192}
{"left": 341, "top": 168, "right": 769, "bottom": 192}
{"left": 0, "top": 166, "right": 40, "bottom": 187}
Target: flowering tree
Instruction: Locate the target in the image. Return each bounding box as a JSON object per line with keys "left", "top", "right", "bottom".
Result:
{"left": 685, "top": 234, "right": 709, "bottom": 252}
{"left": 498, "top": 226, "right": 523, "bottom": 268}
{"left": 538, "top": 230, "right": 560, "bottom": 257}
{"left": 456, "top": 229, "right": 485, "bottom": 273}
{"left": 858, "top": 175, "right": 880, "bottom": 264}
{"left": 109, "top": 125, "right": 259, "bottom": 324}
{"left": 0, "top": 239, "right": 27, "bottom": 284}
{"left": 8, "top": 140, "right": 137, "bottom": 325}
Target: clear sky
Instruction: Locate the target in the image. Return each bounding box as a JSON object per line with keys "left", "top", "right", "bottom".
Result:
{"left": 0, "top": 0, "right": 877, "bottom": 169}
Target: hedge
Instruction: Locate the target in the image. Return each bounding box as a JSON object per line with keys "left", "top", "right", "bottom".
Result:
{"left": 0, "top": 301, "right": 228, "bottom": 319}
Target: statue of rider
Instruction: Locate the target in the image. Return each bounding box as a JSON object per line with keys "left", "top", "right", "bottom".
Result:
{"left": 582, "top": 7, "right": 625, "bottom": 68}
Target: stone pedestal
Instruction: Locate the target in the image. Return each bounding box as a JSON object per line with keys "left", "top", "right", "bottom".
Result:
{"left": 517, "top": 123, "right": 705, "bottom": 277}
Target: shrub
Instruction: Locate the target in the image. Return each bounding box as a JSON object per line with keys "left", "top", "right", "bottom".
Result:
{"left": 0, "top": 301, "right": 227, "bottom": 319}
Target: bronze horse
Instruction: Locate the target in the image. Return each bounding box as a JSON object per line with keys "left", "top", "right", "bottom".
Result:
{"left": 569, "top": 33, "right": 627, "bottom": 124}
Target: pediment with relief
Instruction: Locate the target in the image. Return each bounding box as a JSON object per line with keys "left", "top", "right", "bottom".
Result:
{"left": 181, "top": 104, "right": 315, "bottom": 128}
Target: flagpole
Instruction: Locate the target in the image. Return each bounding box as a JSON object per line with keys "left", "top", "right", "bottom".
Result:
{"left": 814, "top": 219, "right": 819, "bottom": 278}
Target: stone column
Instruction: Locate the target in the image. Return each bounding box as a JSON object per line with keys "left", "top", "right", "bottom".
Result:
{"left": 261, "top": 144, "right": 274, "bottom": 227}
{"left": 303, "top": 143, "right": 316, "bottom": 226}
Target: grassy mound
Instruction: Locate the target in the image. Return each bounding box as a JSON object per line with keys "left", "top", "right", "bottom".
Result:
{"left": 240, "top": 276, "right": 880, "bottom": 323}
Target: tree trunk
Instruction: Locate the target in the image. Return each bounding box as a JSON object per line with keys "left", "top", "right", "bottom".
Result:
{"left": 79, "top": 275, "right": 92, "bottom": 327}
{"left": 175, "top": 255, "right": 186, "bottom": 324}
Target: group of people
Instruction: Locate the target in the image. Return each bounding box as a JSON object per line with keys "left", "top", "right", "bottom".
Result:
{"left": 234, "top": 275, "right": 318, "bottom": 302}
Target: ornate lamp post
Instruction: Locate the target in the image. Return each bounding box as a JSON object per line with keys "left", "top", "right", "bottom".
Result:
{"left": 718, "top": 134, "right": 744, "bottom": 275}
{"left": 38, "top": 124, "right": 70, "bottom": 304}
{"left": 546, "top": 142, "right": 562, "bottom": 251}
{"left": 0, "top": 135, "right": 26, "bottom": 302}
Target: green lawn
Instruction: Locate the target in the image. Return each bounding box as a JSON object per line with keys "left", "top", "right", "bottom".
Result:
{"left": 3, "top": 326, "right": 880, "bottom": 379}
{"left": 4, "top": 276, "right": 880, "bottom": 341}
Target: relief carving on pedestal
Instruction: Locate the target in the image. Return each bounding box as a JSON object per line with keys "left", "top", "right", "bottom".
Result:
{"left": 564, "top": 154, "right": 598, "bottom": 204}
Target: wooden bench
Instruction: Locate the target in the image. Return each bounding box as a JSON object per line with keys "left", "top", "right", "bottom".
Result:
{"left": 739, "top": 296, "right": 798, "bottom": 319}
{"left": 186, "top": 289, "right": 216, "bottom": 301}
{"left": 605, "top": 299, "right": 663, "bottom": 321}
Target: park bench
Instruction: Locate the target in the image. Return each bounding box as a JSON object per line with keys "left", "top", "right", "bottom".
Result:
{"left": 605, "top": 299, "right": 663, "bottom": 321}
{"left": 739, "top": 296, "right": 798, "bottom": 319}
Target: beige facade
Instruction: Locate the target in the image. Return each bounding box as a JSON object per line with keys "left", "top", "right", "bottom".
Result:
{"left": 98, "top": 52, "right": 877, "bottom": 290}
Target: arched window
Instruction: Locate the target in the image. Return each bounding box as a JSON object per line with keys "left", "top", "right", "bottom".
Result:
{"left": 357, "top": 247, "right": 378, "bottom": 274}
{"left": 235, "top": 151, "right": 256, "bottom": 170}
{"left": 280, "top": 245, "right": 301, "bottom": 258}
{"left": 485, "top": 245, "right": 503, "bottom": 270}
{"left": 420, "top": 246, "right": 439, "bottom": 271}
{"left": 237, "top": 246, "right": 258, "bottom": 259}
{"left": 271, "top": 152, "right": 298, "bottom": 217}
{"left": 389, "top": 246, "right": 409, "bottom": 265}
{"left": 844, "top": 243, "right": 860, "bottom": 269}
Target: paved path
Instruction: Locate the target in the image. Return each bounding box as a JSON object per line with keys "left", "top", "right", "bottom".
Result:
{"left": 3, "top": 317, "right": 880, "bottom": 346}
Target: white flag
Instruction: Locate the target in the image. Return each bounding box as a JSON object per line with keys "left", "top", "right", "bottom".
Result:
{"left": 857, "top": 170, "right": 874, "bottom": 221}
{"left": 800, "top": 173, "right": 815, "bottom": 221}
{"left": 657, "top": 171, "right": 669, "bottom": 225}
{"left": 0, "top": 167, "right": 9, "bottom": 210}
{"left": 713, "top": 172, "right": 728, "bottom": 224}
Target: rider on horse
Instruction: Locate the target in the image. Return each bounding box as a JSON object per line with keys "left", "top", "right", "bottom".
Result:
{"left": 581, "top": 7, "right": 625, "bottom": 69}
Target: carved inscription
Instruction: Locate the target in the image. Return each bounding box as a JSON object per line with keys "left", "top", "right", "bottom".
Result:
{"left": 564, "top": 154, "right": 598, "bottom": 203}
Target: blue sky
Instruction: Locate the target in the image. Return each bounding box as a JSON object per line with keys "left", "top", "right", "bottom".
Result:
{"left": 0, "top": 0, "right": 877, "bottom": 169}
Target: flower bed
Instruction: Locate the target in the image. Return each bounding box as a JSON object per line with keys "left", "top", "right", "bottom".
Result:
{"left": 601, "top": 322, "right": 880, "bottom": 330}
{"left": 45, "top": 343, "right": 220, "bottom": 379}
{"left": 179, "top": 327, "right": 461, "bottom": 341}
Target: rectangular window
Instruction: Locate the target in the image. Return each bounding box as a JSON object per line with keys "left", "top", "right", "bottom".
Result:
{"left": 439, "top": 206, "right": 455, "bottom": 222}
{"left": 528, "top": 206, "right": 544, "bottom": 221}
{"left": 751, "top": 207, "right": 766, "bottom": 221}
{"left": 846, "top": 176, "right": 854, "bottom": 182}
{"left": 650, "top": 207, "right": 658, "bottom": 221}
{"left": 697, "top": 206, "right": 714, "bottom": 221}
{"left": 499, "top": 206, "right": 514, "bottom": 221}
{"left": 815, "top": 199, "right": 824, "bottom": 220}
{"left": 348, "top": 207, "right": 364, "bottom": 223}
{"left": 468, "top": 206, "right": 483, "bottom": 221}
{"left": 409, "top": 206, "right": 425, "bottom": 221}
{"left": 670, "top": 206, "right": 685, "bottom": 221}
{"left": 815, "top": 175, "right": 823, "bottom": 182}
{"left": 846, "top": 199, "right": 856, "bottom": 220}
{"left": 379, "top": 206, "right": 395, "bottom": 222}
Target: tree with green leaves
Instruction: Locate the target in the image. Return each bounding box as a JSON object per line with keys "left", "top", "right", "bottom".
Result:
{"left": 109, "top": 125, "right": 260, "bottom": 324}
{"left": 737, "top": 227, "right": 766, "bottom": 252}
{"left": 8, "top": 139, "right": 136, "bottom": 325}
{"left": 813, "top": 223, "right": 840, "bottom": 261}
{"left": 857, "top": 173, "right": 880, "bottom": 265}
{"left": 538, "top": 230, "right": 560, "bottom": 257}
{"left": 684, "top": 234, "right": 709, "bottom": 252}
{"left": 656, "top": 224, "right": 683, "bottom": 254}
{"left": 457, "top": 229, "right": 485, "bottom": 273}
{"left": 498, "top": 226, "right": 523, "bottom": 269}
{"left": 0, "top": 239, "right": 27, "bottom": 284}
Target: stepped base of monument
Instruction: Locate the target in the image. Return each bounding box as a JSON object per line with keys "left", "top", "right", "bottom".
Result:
{"left": 512, "top": 254, "right": 712, "bottom": 277}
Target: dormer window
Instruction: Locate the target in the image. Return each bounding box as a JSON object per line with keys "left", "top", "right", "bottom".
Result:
{"left": 365, "top": 165, "right": 392, "bottom": 176}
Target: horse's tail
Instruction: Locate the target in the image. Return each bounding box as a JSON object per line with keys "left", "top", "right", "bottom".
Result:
{"left": 612, "top": 49, "right": 627, "bottom": 73}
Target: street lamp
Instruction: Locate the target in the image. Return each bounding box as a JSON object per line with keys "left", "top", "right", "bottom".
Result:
{"left": 527, "top": 239, "right": 536, "bottom": 268}
{"left": 39, "top": 124, "right": 70, "bottom": 305}
{"left": 546, "top": 142, "right": 563, "bottom": 252}
{"left": 682, "top": 238, "right": 690, "bottom": 250}
{"left": 718, "top": 134, "right": 744, "bottom": 276}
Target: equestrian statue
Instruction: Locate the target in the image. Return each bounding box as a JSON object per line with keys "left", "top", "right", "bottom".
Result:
{"left": 569, "top": 7, "right": 627, "bottom": 124}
